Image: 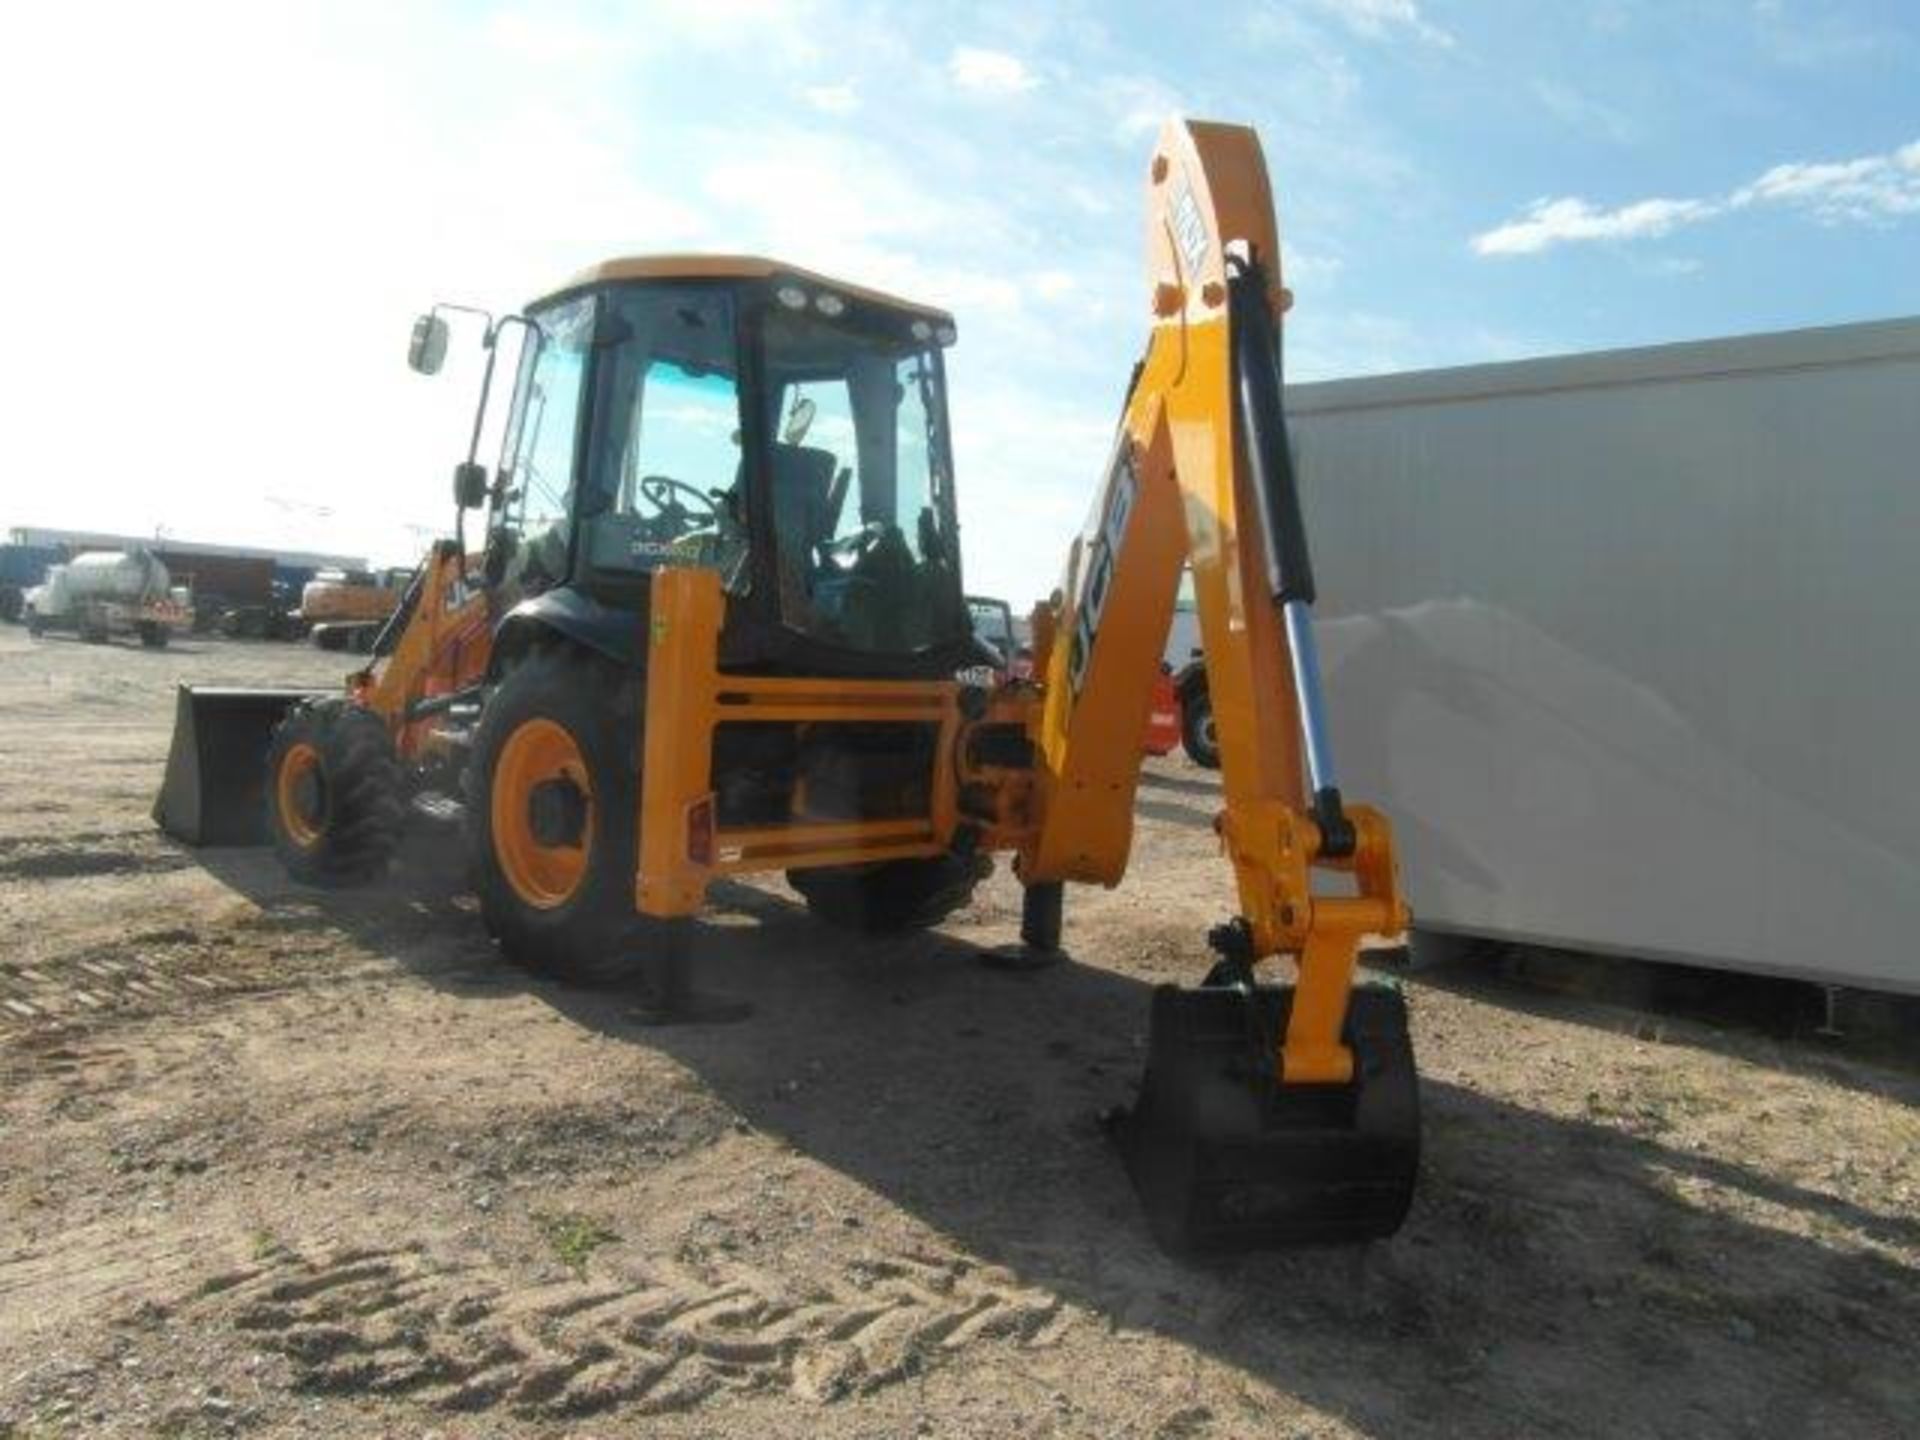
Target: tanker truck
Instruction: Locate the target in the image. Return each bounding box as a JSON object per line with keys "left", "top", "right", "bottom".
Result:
{"left": 24, "top": 548, "right": 191, "bottom": 648}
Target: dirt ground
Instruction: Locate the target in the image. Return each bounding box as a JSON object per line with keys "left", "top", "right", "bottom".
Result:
{"left": 1, "top": 626, "right": 1915, "bottom": 1439}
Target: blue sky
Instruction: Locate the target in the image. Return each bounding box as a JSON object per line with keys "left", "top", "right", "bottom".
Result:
{"left": 4, "top": 0, "right": 1915, "bottom": 600}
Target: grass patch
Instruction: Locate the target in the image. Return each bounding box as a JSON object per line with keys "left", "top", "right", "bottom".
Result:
{"left": 532, "top": 1211, "right": 620, "bottom": 1277}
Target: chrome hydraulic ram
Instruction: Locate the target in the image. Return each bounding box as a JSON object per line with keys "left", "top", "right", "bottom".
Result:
{"left": 1226, "top": 252, "right": 1354, "bottom": 857}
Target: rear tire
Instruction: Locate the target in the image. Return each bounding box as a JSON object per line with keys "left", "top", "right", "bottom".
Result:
{"left": 137, "top": 622, "right": 169, "bottom": 649}
{"left": 265, "top": 699, "right": 405, "bottom": 886}
{"left": 1181, "top": 684, "right": 1220, "bottom": 769}
{"left": 468, "top": 648, "right": 640, "bottom": 980}
{"left": 789, "top": 852, "right": 991, "bottom": 934}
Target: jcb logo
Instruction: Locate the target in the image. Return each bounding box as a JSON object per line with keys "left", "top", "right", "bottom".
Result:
{"left": 1171, "top": 180, "right": 1209, "bottom": 278}
{"left": 1066, "top": 441, "right": 1139, "bottom": 696}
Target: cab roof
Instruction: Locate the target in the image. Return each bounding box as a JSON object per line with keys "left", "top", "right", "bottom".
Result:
{"left": 537, "top": 254, "right": 954, "bottom": 325}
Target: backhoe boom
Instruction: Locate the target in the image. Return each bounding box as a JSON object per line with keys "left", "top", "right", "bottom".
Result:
{"left": 1021, "top": 119, "right": 1419, "bottom": 1248}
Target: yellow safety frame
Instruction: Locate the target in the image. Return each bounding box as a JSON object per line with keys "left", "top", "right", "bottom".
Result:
{"left": 636, "top": 567, "right": 965, "bottom": 917}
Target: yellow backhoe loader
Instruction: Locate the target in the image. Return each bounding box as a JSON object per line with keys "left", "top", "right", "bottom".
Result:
{"left": 156, "top": 119, "right": 1418, "bottom": 1250}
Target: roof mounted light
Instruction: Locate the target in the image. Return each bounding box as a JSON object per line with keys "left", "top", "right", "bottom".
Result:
{"left": 910, "top": 319, "right": 933, "bottom": 341}
{"left": 814, "top": 292, "right": 847, "bottom": 318}
{"left": 774, "top": 284, "right": 808, "bottom": 310}
{"left": 935, "top": 323, "right": 958, "bottom": 346}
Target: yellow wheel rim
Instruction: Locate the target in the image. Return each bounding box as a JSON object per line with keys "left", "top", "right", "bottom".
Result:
{"left": 276, "top": 741, "right": 325, "bottom": 848}
{"left": 491, "top": 717, "right": 593, "bottom": 910}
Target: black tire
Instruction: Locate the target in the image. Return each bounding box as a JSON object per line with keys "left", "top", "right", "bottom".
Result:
{"left": 25, "top": 609, "right": 44, "bottom": 637}
{"left": 0, "top": 587, "right": 20, "bottom": 624}
{"left": 1181, "top": 683, "right": 1220, "bottom": 769}
{"left": 265, "top": 699, "right": 405, "bottom": 886}
{"left": 467, "top": 648, "right": 640, "bottom": 980}
{"left": 788, "top": 851, "right": 992, "bottom": 934}
{"left": 137, "top": 622, "right": 169, "bottom": 649}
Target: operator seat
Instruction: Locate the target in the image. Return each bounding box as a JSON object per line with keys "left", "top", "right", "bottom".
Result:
{"left": 769, "top": 443, "right": 837, "bottom": 618}
{"left": 769, "top": 443, "right": 837, "bottom": 550}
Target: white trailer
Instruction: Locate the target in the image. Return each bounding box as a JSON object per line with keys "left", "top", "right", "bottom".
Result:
{"left": 1289, "top": 316, "right": 1920, "bottom": 996}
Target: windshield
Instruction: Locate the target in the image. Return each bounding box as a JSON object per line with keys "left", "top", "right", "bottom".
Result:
{"left": 760, "top": 303, "right": 963, "bottom": 654}
{"left": 497, "top": 294, "right": 593, "bottom": 589}
{"left": 578, "top": 286, "right": 749, "bottom": 588}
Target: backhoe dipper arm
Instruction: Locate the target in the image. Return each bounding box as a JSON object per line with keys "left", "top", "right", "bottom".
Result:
{"left": 1022, "top": 119, "right": 1408, "bottom": 1085}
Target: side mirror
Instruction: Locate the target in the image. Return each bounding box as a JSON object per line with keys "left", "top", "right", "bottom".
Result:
{"left": 453, "top": 461, "right": 488, "bottom": 509}
{"left": 782, "top": 395, "right": 817, "bottom": 446}
{"left": 409, "top": 313, "right": 450, "bottom": 375}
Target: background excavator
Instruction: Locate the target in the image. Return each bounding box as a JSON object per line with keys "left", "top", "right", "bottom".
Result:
{"left": 156, "top": 117, "right": 1418, "bottom": 1251}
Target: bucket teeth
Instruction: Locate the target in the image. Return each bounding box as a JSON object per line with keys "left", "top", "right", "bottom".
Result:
{"left": 1122, "top": 981, "right": 1419, "bottom": 1251}
{"left": 153, "top": 686, "right": 325, "bottom": 846}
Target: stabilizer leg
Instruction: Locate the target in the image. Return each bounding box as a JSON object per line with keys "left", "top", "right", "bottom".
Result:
{"left": 983, "top": 880, "right": 1066, "bottom": 972}
{"left": 624, "top": 919, "right": 752, "bottom": 1026}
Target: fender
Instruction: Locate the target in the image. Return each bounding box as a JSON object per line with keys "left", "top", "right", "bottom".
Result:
{"left": 489, "top": 585, "right": 646, "bottom": 678}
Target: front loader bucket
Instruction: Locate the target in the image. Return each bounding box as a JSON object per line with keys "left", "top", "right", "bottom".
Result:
{"left": 153, "top": 686, "right": 323, "bottom": 845}
{"left": 1122, "top": 980, "right": 1419, "bottom": 1251}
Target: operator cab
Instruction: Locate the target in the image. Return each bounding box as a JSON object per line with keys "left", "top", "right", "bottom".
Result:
{"left": 479, "top": 256, "right": 973, "bottom": 680}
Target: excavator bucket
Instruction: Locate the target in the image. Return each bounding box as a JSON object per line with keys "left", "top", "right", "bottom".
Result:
{"left": 1121, "top": 977, "right": 1419, "bottom": 1251}
{"left": 153, "top": 686, "right": 324, "bottom": 845}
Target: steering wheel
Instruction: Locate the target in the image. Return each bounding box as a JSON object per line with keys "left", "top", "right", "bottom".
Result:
{"left": 819, "top": 519, "right": 886, "bottom": 569}
{"left": 636, "top": 475, "right": 718, "bottom": 542}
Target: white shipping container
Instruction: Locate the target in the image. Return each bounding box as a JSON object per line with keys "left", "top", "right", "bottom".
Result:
{"left": 1291, "top": 317, "right": 1920, "bottom": 995}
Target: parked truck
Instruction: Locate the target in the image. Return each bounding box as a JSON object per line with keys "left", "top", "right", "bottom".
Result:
{"left": 0, "top": 542, "right": 61, "bottom": 624}
{"left": 24, "top": 548, "right": 191, "bottom": 647}
{"left": 301, "top": 566, "right": 410, "bottom": 651}
{"left": 1284, "top": 315, "right": 1920, "bottom": 996}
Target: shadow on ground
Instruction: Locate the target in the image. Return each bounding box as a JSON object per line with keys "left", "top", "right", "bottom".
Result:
{"left": 185, "top": 832, "right": 1920, "bottom": 1438}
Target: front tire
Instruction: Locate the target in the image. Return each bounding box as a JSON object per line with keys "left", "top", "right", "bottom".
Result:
{"left": 468, "top": 649, "right": 640, "bottom": 980}
{"left": 266, "top": 699, "right": 405, "bottom": 885}
{"left": 789, "top": 852, "right": 991, "bottom": 934}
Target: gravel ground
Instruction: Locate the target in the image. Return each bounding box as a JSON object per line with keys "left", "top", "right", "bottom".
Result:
{"left": 1, "top": 626, "right": 1915, "bottom": 1438}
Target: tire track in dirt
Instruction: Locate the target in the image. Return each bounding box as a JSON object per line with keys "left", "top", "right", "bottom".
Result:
{"left": 186, "top": 1238, "right": 1073, "bottom": 1417}
{"left": 0, "top": 914, "right": 304, "bottom": 1038}
{"left": 0, "top": 822, "right": 195, "bottom": 876}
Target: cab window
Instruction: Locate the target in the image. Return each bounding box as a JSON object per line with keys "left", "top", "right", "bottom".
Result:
{"left": 499, "top": 294, "right": 593, "bottom": 588}
{"left": 579, "top": 287, "right": 749, "bottom": 589}
{"left": 761, "top": 306, "right": 961, "bottom": 654}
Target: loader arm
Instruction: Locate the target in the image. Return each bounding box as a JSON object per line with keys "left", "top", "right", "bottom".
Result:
{"left": 1023, "top": 120, "right": 1409, "bottom": 1088}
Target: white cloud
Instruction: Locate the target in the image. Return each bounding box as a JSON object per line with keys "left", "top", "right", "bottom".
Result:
{"left": 1730, "top": 143, "right": 1920, "bottom": 221}
{"left": 1472, "top": 196, "right": 1717, "bottom": 256}
{"left": 1028, "top": 269, "right": 1077, "bottom": 301}
{"left": 802, "top": 82, "right": 860, "bottom": 115}
{"left": 948, "top": 45, "right": 1037, "bottom": 96}
{"left": 1302, "top": 0, "right": 1455, "bottom": 49}
{"left": 1472, "top": 136, "right": 1920, "bottom": 256}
